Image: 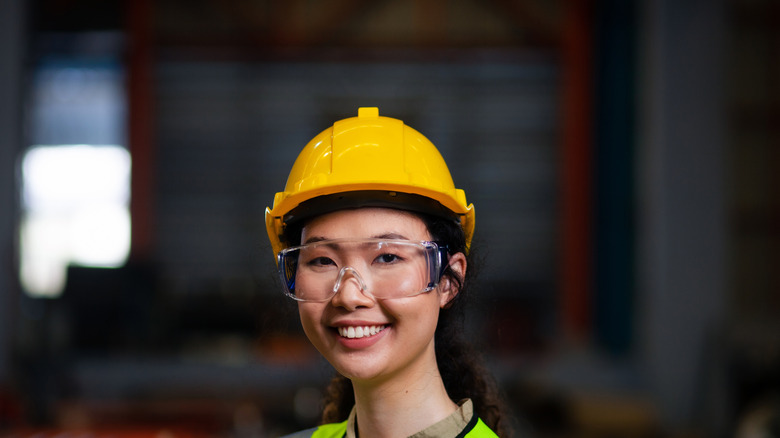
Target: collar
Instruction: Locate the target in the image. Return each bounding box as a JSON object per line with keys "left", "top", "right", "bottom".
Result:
{"left": 345, "top": 399, "right": 474, "bottom": 438}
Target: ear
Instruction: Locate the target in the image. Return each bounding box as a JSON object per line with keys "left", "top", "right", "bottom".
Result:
{"left": 438, "top": 252, "right": 467, "bottom": 309}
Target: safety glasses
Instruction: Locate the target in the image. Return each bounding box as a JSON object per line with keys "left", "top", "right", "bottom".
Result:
{"left": 277, "top": 238, "right": 449, "bottom": 302}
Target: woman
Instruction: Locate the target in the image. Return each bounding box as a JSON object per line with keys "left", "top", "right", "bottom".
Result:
{"left": 267, "top": 108, "right": 507, "bottom": 437}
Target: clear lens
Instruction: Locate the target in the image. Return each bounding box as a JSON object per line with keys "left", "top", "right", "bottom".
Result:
{"left": 277, "top": 238, "right": 445, "bottom": 302}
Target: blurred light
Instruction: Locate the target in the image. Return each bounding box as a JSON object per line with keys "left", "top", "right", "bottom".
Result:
{"left": 20, "top": 144, "right": 131, "bottom": 298}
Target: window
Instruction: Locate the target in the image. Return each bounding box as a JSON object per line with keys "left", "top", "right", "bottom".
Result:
{"left": 20, "top": 36, "right": 127, "bottom": 297}
{"left": 20, "top": 145, "right": 131, "bottom": 297}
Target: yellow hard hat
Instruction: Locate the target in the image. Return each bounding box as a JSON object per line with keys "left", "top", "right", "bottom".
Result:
{"left": 265, "top": 107, "right": 475, "bottom": 257}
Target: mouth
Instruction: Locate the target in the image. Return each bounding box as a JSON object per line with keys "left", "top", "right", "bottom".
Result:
{"left": 337, "top": 325, "right": 387, "bottom": 339}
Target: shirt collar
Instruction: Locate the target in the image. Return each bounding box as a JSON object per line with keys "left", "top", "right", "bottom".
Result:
{"left": 345, "top": 399, "right": 474, "bottom": 438}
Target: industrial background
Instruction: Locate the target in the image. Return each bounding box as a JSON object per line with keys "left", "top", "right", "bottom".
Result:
{"left": 0, "top": 0, "right": 778, "bottom": 437}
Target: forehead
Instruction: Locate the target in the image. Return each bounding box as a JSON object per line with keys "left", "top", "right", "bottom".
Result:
{"left": 300, "top": 207, "right": 430, "bottom": 242}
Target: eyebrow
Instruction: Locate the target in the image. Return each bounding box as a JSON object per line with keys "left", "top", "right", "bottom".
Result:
{"left": 373, "top": 233, "right": 409, "bottom": 240}
{"left": 302, "top": 236, "right": 328, "bottom": 245}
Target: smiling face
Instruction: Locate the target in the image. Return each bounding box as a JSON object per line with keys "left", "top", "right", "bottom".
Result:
{"left": 295, "top": 208, "right": 461, "bottom": 385}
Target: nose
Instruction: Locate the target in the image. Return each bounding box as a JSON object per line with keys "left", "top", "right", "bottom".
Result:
{"left": 330, "top": 266, "right": 374, "bottom": 310}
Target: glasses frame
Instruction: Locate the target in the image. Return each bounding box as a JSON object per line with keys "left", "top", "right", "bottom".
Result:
{"left": 277, "top": 238, "right": 449, "bottom": 302}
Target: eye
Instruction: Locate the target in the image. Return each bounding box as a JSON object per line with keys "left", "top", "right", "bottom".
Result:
{"left": 375, "top": 253, "right": 401, "bottom": 264}
{"left": 307, "top": 256, "right": 336, "bottom": 267}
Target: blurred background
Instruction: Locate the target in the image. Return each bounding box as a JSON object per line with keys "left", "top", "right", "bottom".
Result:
{"left": 0, "top": 0, "right": 778, "bottom": 437}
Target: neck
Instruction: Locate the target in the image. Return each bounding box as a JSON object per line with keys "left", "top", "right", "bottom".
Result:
{"left": 350, "top": 349, "right": 458, "bottom": 438}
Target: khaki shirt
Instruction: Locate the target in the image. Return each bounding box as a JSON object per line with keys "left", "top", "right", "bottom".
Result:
{"left": 345, "top": 399, "right": 475, "bottom": 438}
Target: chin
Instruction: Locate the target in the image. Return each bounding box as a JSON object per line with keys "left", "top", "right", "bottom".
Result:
{"left": 334, "top": 366, "right": 385, "bottom": 384}
{"left": 327, "top": 353, "right": 389, "bottom": 383}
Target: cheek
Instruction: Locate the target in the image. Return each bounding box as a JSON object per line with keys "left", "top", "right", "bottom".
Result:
{"left": 389, "top": 296, "right": 441, "bottom": 332}
{"left": 297, "top": 304, "right": 324, "bottom": 339}
{"left": 399, "top": 270, "right": 429, "bottom": 293}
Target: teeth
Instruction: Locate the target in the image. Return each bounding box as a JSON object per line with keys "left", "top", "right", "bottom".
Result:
{"left": 338, "top": 325, "right": 386, "bottom": 339}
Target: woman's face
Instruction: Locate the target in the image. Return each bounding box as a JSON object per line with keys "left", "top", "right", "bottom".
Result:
{"left": 296, "top": 207, "right": 464, "bottom": 385}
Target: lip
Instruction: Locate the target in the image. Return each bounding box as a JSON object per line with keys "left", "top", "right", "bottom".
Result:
{"left": 330, "top": 320, "right": 390, "bottom": 350}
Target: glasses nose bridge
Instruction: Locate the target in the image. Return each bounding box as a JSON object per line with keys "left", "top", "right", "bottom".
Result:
{"left": 332, "top": 266, "right": 368, "bottom": 295}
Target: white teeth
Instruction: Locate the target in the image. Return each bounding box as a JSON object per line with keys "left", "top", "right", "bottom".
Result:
{"left": 338, "top": 325, "right": 386, "bottom": 339}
